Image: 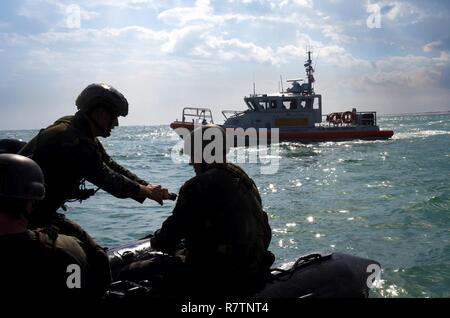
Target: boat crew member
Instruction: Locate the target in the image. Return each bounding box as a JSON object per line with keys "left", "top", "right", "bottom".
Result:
{"left": 147, "top": 125, "right": 274, "bottom": 296}
{"left": 0, "top": 154, "right": 99, "bottom": 299}
{"left": 290, "top": 100, "right": 298, "bottom": 110}
{"left": 19, "top": 83, "right": 173, "bottom": 289}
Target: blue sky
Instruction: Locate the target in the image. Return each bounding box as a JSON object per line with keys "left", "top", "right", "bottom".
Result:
{"left": 1, "top": 0, "right": 450, "bottom": 129}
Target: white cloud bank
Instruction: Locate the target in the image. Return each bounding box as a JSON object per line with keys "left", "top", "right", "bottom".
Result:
{"left": 0, "top": 0, "right": 449, "bottom": 129}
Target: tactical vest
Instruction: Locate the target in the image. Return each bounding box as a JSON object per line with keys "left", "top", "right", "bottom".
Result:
{"left": 204, "top": 163, "right": 271, "bottom": 250}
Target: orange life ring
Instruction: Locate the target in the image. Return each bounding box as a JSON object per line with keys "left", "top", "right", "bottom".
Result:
{"left": 331, "top": 112, "right": 341, "bottom": 124}
{"left": 342, "top": 111, "right": 355, "bottom": 124}
{"left": 326, "top": 114, "right": 334, "bottom": 123}
{"left": 327, "top": 113, "right": 341, "bottom": 124}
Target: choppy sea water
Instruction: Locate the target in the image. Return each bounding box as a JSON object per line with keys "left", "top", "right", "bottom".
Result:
{"left": 1, "top": 114, "right": 449, "bottom": 298}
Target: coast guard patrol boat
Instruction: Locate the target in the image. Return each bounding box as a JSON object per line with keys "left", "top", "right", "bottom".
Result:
{"left": 170, "top": 52, "right": 394, "bottom": 142}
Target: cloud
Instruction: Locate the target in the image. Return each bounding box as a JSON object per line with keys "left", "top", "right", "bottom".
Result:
{"left": 293, "top": 0, "right": 313, "bottom": 8}
{"left": 433, "top": 51, "right": 450, "bottom": 66}
{"left": 0, "top": 24, "right": 221, "bottom": 79}
{"left": 161, "top": 24, "right": 213, "bottom": 54}
{"left": 3, "top": 0, "right": 450, "bottom": 127}
{"left": 0, "top": 27, "right": 155, "bottom": 48}
{"left": 158, "top": 0, "right": 213, "bottom": 26}
{"left": 17, "top": 0, "right": 99, "bottom": 29}
{"left": 384, "top": 2, "right": 401, "bottom": 21}
{"left": 157, "top": 0, "right": 349, "bottom": 47}
{"left": 56, "top": 4, "right": 100, "bottom": 29}
{"left": 17, "top": 0, "right": 56, "bottom": 23}
{"left": 423, "top": 40, "right": 443, "bottom": 53}
{"left": 0, "top": 17, "right": 368, "bottom": 69}
{"left": 0, "top": 26, "right": 164, "bottom": 80}
{"left": 158, "top": 0, "right": 273, "bottom": 27}
{"left": 274, "top": 32, "right": 370, "bottom": 67}
{"left": 362, "top": 53, "right": 450, "bottom": 88}
{"left": 193, "top": 35, "right": 281, "bottom": 65}
{"left": 191, "top": 31, "right": 368, "bottom": 67}
{"left": 157, "top": 0, "right": 318, "bottom": 28}
{"left": 274, "top": 0, "right": 314, "bottom": 9}
{"left": 79, "top": 0, "right": 160, "bottom": 10}
{"left": 320, "top": 24, "right": 353, "bottom": 44}
{"left": 229, "top": 0, "right": 313, "bottom": 7}
{"left": 371, "top": 1, "right": 435, "bottom": 25}
{"left": 0, "top": 1, "right": 418, "bottom": 71}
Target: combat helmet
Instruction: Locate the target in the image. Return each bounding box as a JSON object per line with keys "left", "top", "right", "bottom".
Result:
{"left": 0, "top": 139, "right": 27, "bottom": 155}
{"left": 76, "top": 83, "right": 129, "bottom": 117}
{"left": 0, "top": 154, "right": 45, "bottom": 200}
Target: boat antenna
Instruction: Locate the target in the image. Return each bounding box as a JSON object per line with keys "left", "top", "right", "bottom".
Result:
{"left": 280, "top": 75, "right": 284, "bottom": 93}
{"left": 307, "top": 50, "right": 312, "bottom": 82}
{"left": 305, "top": 49, "right": 315, "bottom": 93}
{"left": 253, "top": 81, "right": 256, "bottom": 96}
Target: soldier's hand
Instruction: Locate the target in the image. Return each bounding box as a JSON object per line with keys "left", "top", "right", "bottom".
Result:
{"left": 139, "top": 184, "right": 170, "bottom": 205}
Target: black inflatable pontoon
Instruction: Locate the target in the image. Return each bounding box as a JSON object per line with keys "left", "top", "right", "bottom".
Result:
{"left": 107, "top": 239, "right": 380, "bottom": 298}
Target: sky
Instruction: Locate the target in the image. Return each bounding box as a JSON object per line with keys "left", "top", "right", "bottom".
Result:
{"left": 1, "top": 0, "right": 450, "bottom": 129}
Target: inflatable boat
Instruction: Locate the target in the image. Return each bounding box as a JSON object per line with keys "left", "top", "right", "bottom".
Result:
{"left": 106, "top": 239, "right": 380, "bottom": 298}
{"left": 0, "top": 139, "right": 380, "bottom": 298}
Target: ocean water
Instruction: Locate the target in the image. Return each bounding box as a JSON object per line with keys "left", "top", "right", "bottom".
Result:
{"left": 1, "top": 114, "right": 449, "bottom": 298}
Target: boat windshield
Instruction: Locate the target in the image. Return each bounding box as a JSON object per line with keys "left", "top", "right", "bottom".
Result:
{"left": 255, "top": 100, "right": 278, "bottom": 110}
{"left": 282, "top": 99, "right": 307, "bottom": 110}
{"left": 246, "top": 99, "right": 262, "bottom": 111}
{"left": 245, "top": 96, "right": 317, "bottom": 111}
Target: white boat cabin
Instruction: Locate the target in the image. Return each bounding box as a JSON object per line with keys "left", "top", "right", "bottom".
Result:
{"left": 222, "top": 81, "right": 322, "bottom": 130}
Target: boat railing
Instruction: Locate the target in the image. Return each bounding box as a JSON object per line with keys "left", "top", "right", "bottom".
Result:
{"left": 321, "top": 111, "right": 377, "bottom": 127}
{"left": 222, "top": 110, "right": 246, "bottom": 120}
{"left": 180, "top": 107, "right": 214, "bottom": 124}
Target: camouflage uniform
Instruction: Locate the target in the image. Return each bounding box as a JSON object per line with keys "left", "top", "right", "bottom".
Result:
{"left": 150, "top": 163, "right": 274, "bottom": 296}
{"left": 19, "top": 113, "right": 147, "bottom": 215}
{"left": 0, "top": 229, "right": 91, "bottom": 299}
{"left": 19, "top": 112, "right": 149, "bottom": 289}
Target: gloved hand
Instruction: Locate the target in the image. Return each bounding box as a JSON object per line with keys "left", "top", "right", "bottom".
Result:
{"left": 138, "top": 184, "right": 176, "bottom": 205}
